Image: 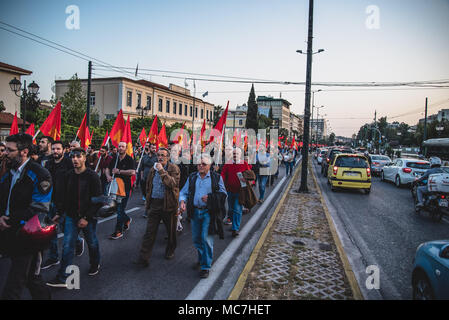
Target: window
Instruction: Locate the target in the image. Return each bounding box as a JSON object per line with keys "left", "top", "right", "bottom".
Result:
{"left": 127, "top": 91, "right": 132, "bottom": 107}
{"left": 195, "top": 107, "right": 198, "bottom": 118}
{"left": 90, "top": 92, "right": 95, "bottom": 106}
{"left": 184, "top": 104, "right": 187, "bottom": 116}
{"left": 179, "top": 103, "right": 183, "bottom": 115}
{"left": 206, "top": 110, "right": 209, "bottom": 120}
{"left": 190, "top": 106, "right": 193, "bottom": 117}
{"left": 158, "top": 98, "right": 163, "bottom": 112}
{"left": 105, "top": 114, "right": 115, "bottom": 120}
{"left": 146, "top": 95, "right": 151, "bottom": 109}
{"left": 166, "top": 100, "right": 170, "bottom": 113}
{"left": 239, "top": 119, "right": 243, "bottom": 126}
{"left": 201, "top": 109, "right": 204, "bottom": 119}
{"left": 137, "top": 93, "right": 142, "bottom": 108}
{"left": 173, "top": 102, "right": 177, "bottom": 114}
{"left": 335, "top": 156, "right": 368, "bottom": 168}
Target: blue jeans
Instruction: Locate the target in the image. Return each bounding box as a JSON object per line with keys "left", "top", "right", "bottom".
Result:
{"left": 47, "top": 203, "right": 82, "bottom": 262}
{"left": 191, "top": 208, "right": 214, "bottom": 270}
{"left": 286, "top": 162, "right": 294, "bottom": 176}
{"left": 115, "top": 191, "right": 130, "bottom": 232}
{"left": 257, "top": 174, "right": 269, "bottom": 200}
{"left": 57, "top": 216, "right": 100, "bottom": 281}
{"left": 227, "top": 192, "right": 242, "bottom": 231}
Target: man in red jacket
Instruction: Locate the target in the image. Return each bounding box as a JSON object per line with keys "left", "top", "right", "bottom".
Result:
{"left": 220, "top": 147, "right": 251, "bottom": 238}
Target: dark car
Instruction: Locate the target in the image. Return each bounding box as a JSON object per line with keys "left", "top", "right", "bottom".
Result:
{"left": 321, "top": 147, "right": 353, "bottom": 177}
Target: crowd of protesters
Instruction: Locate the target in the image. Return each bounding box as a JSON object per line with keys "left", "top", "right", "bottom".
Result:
{"left": 0, "top": 132, "right": 300, "bottom": 299}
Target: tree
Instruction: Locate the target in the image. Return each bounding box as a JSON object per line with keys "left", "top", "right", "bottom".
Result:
{"left": 213, "top": 105, "right": 224, "bottom": 127}
{"left": 21, "top": 94, "right": 41, "bottom": 124}
{"left": 58, "top": 73, "right": 98, "bottom": 127}
{"left": 327, "top": 132, "right": 336, "bottom": 145}
{"left": 245, "top": 84, "right": 258, "bottom": 131}
{"left": 268, "top": 106, "right": 273, "bottom": 121}
{"left": 258, "top": 114, "right": 272, "bottom": 129}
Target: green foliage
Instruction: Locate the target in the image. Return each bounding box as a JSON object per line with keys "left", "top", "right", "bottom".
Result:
{"left": 20, "top": 95, "right": 41, "bottom": 124}
{"left": 213, "top": 105, "right": 224, "bottom": 127}
{"left": 258, "top": 114, "right": 272, "bottom": 129}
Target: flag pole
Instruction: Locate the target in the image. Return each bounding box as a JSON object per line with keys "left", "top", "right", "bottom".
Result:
{"left": 32, "top": 129, "right": 41, "bottom": 141}
{"left": 94, "top": 136, "right": 110, "bottom": 173}
{"left": 135, "top": 135, "right": 150, "bottom": 173}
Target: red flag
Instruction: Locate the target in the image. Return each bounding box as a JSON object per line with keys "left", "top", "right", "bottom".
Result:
{"left": 9, "top": 111, "right": 19, "bottom": 135}
{"left": 200, "top": 119, "right": 206, "bottom": 149}
{"left": 122, "top": 115, "right": 133, "bottom": 157}
{"left": 40, "top": 101, "right": 61, "bottom": 140}
{"left": 109, "top": 109, "right": 126, "bottom": 148}
{"left": 77, "top": 113, "right": 90, "bottom": 150}
{"left": 209, "top": 101, "right": 229, "bottom": 144}
{"left": 98, "top": 130, "right": 109, "bottom": 158}
{"left": 148, "top": 115, "right": 158, "bottom": 144}
{"left": 138, "top": 127, "right": 147, "bottom": 147}
{"left": 157, "top": 123, "right": 168, "bottom": 149}
{"left": 25, "top": 123, "right": 36, "bottom": 144}
{"left": 291, "top": 136, "right": 296, "bottom": 150}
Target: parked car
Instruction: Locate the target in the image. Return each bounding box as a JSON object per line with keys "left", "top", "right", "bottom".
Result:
{"left": 381, "top": 158, "right": 430, "bottom": 188}
{"left": 327, "top": 153, "right": 372, "bottom": 194}
{"left": 412, "top": 240, "right": 449, "bottom": 299}
{"left": 321, "top": 147, "right": 353, "bottom": 177}
{"left": 369, "top": 154, "right": 391, "bottom": 176}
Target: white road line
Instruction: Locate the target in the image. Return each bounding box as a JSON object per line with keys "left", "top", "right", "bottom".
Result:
{"left": 57, "top": 207, "right": 141, "bottom": 239}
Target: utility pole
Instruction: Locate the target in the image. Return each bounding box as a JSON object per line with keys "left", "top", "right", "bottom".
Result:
{"left": 298, "top": 0, "right": 314, "bottom": 193}
{"left": 373, "top": 110, "right": 377, "bottom": 153}
{"left": 423, "top": 97, "right": 428, "bottom": 154}
{"left": 86, "top": 61, "right": 92, "bottom": 127}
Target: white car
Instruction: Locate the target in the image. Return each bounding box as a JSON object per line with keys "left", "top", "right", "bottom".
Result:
{"left": 317, "top": 149, "right": 328, "bottom": 164}
{"left": 381, "top": 158, "right": 430, "bottom": 187}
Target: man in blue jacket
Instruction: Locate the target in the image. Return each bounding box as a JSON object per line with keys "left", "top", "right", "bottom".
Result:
{"left": 0, "top": 133, "right": 52, "bottom": 300}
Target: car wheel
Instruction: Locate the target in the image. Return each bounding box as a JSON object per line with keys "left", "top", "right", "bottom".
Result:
{"left": 430, "top": 210, "right": 443, "bottom": 222}
{"left": 381, "top": 171, "right": 385, "bottom": 182}
{"left": 395, "top": 175, "right": 402, "bottom": 188}
{"left": 413, "top": 273, "right": 435, "bottom": 300}
{"left": 364, "top": 188, "right": 371, "bottom": 195}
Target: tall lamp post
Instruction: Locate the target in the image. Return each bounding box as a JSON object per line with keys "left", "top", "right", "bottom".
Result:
{"left": 136, "top": 103, "right": 150, "bottom": 119}
{"left": 9, "top": 77, "right": 39, "bottom": 133}
{"left": 310, "top": 89, "right": 322, "bottom": 147}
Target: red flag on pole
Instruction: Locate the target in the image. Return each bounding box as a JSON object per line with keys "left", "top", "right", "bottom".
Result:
{"left": 9, "top": 111, "right": 19, "bottom": 135}
{"left": 200, "top": 119, "right": 206, "bottom": 149}
{"left": 122, "top": 115, "right": 133, "bottom": 157}
{"left": 147, "top": 115, "right": 158, "bottom": 145}
{"left": 40, "top": 101, "right": 61, "bottom": 140}
{"left": 25, "top": 123, "right": 36, "bottom": 144}
{"left": 157, "top": 123, "right": 168, "bottom": 149}
{"left": 209, "top": 101, "right": 229, "bottom": 144}
{"left": 109, "top": 109, "right": 126, "bottom": 148}
{"left": 138, "top": 127, "right": 147, "bottom": 147}
{"left": 77, "top": 113, "right": 91, "bottom": 150}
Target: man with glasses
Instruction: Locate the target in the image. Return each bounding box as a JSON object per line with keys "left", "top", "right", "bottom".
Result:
{"left": 0, "top": 133, "right": 52, "bottom": 299}
{"left": 178, "top": 155, "right": 227, "bottom": 278}
{"left": 133, "top": 147, "right": 180, "bottom": 267}
{"left": 106, "top": 141, "right": 136, "bottom": 240}
{"left": 46, "top": 147, "right": 102, "bottom": 287}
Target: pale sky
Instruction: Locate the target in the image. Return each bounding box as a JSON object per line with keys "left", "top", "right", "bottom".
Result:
{"left": 1, "top": 0, "right": 448, "bottom": 137}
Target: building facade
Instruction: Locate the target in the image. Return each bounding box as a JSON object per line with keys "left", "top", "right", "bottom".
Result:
{"left": 289, "top": 113, "right": 303, "bottom": 137}
{"left": 311, "top": 118, "right": 328, "bottom": 142}
{"left": 257, "top": 96, "right": 291, "bottom": 130}
{"left": 0, "top": 61, "right": 32, "bottom": 115}
{"left": 226, "top": 104, "right": 247, "bottom": 129}
{"left": 55, "top": 77, "right": 215, "bottom": 129}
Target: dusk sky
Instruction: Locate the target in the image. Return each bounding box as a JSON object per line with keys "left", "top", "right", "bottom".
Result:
{"left": 1, "top": 0, "right": 448, "bottom": 137}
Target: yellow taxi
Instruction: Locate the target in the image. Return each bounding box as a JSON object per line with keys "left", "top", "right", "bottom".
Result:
{"left": 327, "top": 153, "right": 372, "bottom": 194}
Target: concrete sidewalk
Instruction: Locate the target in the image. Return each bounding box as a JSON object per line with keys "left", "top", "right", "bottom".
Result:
{"left": 229, "top": 161, "right": 363, "bottom": 300}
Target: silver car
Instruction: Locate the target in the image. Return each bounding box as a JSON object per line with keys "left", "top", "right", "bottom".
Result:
{"left": 370, "top": 155, "right": 391, "bottom": 176}
{"left": 381, "top": 158, "right": 430, "bottom": 187}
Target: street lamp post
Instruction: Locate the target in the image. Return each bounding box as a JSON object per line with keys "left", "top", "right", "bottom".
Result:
{"left": 9, "top": 77, "right": 39, "bottom": 133}
{"left": 136, "top": 103, "right": 149, "bottom": 119}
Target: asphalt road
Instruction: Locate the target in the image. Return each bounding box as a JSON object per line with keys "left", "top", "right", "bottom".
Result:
{"left": 0, "top": 164, "right": 290, "bottom": 300}
{"left": 312, "top": 159, "right": 449, "bottom": 299}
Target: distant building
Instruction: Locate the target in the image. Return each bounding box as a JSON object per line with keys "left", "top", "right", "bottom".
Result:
{"left": 0, "top": 61, "right": 32, "bottom": 115}
{"left": 256, "top": 96, "right": 291, "bottom": 130}
{"left": 55, "top": 77, "right": 215, "bottom": 128}
{"left": 311, "top": 118, "right": 328, "bottom": 141}
{"left": 289, "top": 113, "right": 303, "bottom": 137}
{"left": 226, "top": 104, "right": 247, "bottom": 129}
{"left": 418, "top": 108, "right": 449, "bottom": 125}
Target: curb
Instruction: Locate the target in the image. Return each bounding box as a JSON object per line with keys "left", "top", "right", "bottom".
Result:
{"left": 227, "top": 162, "right": 302, "bottom": 300}
{"left": 310, "top": 160, "right": 364, "bottom": 300}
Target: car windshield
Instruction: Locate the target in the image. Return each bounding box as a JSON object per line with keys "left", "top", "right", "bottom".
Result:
{"left": 371, "top": 156, "right": 390, "bottom": 161}
{"left": 406, "top": 162, "right": 430, "bottom": 169}
{"left": 335, "top": 156, "right": 368, "bottom": 168}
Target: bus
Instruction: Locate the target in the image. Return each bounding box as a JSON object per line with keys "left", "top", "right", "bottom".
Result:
{"left": 422, "top": 138, "right": 449, "bottom": 164}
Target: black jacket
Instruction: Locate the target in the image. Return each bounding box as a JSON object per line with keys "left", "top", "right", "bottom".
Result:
{"left": 63, "top": 168, "right": 102, "bottom": 220}
{"left": 186, "top": 171, "right": 227, "bottom": 239}
{"left": 0, "top": 160, "right": 52, "bottom": 255}
{"left": 45, "top": 156, "right": 74, "bottom": 214}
